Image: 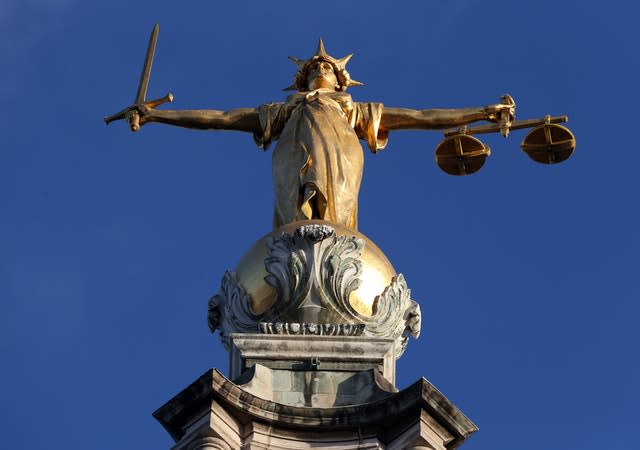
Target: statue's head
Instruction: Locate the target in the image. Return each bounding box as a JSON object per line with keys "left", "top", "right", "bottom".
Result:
{"left": 284, "top": 39, "right": 364, "bottom": 92}
{"left": 306, "top": 60, "right": 338, "bottom": 91}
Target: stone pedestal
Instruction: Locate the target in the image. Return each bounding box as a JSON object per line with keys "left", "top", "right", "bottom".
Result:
{"left": 154, "top": 222, "right": 477, "bottom": 448}
{"left": 154, "top": 367, "right": 477, "bottom": 450}
{"left": 154, "top": 335, "right": 477, "bottom": 449}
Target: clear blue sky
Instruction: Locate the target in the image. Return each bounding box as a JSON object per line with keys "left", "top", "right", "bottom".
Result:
{"left": 2, "top": 1, "right": 638, "bottom": 448}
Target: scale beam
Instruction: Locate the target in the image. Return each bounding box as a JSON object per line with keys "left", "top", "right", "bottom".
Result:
{"left": 444, "top": 115, "right": 568, "bottom": 138}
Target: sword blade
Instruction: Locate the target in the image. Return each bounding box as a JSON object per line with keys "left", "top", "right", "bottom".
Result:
{"left": 135, "top": 23, "right": 159, "bottom": 104}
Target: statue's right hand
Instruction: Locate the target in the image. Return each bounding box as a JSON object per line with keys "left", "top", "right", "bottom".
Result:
{"left": 126, "top": 104, "right": 152, "bottom": 132}
{"left": 104, "top": 93, "right": 171, "bottom": 130}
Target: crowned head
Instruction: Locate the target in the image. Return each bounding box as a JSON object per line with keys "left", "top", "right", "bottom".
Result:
{"left": 284, "top": 39, "right": 364, "bottom": 92}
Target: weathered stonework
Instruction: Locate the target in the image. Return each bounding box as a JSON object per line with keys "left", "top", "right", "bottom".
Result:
{"left": 259, "top": 322, "right": 365, "bottom": 336}
{"left": 235, "top": 364, "right": 396, "bottom": 408}
{"left": 228, "top": 334, "right": 398, "bottom": 385}
{"left": 153, "top": 369, "right": 478, "bottom": 450}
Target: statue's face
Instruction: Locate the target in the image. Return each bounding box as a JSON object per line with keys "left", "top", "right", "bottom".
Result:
{"left": 306, "top": 60, "right": 338, "bottom": 90}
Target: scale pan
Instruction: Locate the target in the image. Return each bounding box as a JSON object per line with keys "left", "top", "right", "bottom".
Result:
{"left": 521, "top": 124, "right": 576, "bottom": 164}
{"left": 435, "top": 134, "right": 490, "bottom": 176}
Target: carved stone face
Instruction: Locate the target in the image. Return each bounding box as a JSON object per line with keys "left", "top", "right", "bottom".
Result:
{"left": 306, "top": 60, "right": 338, "bottom": 91}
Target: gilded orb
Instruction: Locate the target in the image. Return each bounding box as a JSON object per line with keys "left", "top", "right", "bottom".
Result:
{"left": 235, "top": 220, "right": 397, "bottom": 317}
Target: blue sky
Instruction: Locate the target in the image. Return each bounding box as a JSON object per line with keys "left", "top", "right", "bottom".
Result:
{"left": 2, "top": 1, "right": 638, "bottom": 448}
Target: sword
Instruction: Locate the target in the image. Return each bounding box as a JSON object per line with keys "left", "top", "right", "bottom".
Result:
{"left": 104, "top": 24, "right": 173, "bottom": 131}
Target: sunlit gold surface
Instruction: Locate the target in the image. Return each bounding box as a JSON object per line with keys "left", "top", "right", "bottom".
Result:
{"left": 521, "top": 123, "right": 576, "bottom": 164}
{"left": 235, "top": 220, "right": 396, "bottom": 317}
{"left": 435, "top": 134, "right": 490, "bottom": 176}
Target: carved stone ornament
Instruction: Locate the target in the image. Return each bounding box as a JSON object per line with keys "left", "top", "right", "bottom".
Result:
{"left": 367, "top": 274, "right": 421, "bottom": 358}
{"left": 208, "top": 271, "right": 261, "bottom": 350}
{"left": 263, "top": 224, "right": 364, "bottom": 324}
{"left": 258, "top": 322, "right": 365, "bottom": 336}
{"left": 208, "top": 224, "right": 421, "bottom": 356}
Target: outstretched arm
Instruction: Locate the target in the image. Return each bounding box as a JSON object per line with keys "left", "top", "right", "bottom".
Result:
{"left": 137, "top": 105, "right": 261, "bottom": 133}
{"left": 380, "top": 102, "right": 514, "bottom": 131}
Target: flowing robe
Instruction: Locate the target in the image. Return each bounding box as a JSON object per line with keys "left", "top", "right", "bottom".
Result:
{"left": 254, "top": 89, "right": 388, "bottom": 231}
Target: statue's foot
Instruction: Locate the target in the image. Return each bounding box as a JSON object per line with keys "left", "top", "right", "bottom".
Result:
{"left": 301, "top": 184, "right": 317, "bottom": 219}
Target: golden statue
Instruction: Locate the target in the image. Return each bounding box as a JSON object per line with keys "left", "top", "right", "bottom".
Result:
{"left": 106, "top": 31, "right": 518, "bottom": 231}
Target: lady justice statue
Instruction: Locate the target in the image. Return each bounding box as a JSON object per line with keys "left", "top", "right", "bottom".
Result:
{"left": 109, "top": 36, "right": 515, "bottom": 231}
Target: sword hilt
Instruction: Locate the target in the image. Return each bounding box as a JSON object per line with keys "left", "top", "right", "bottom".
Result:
{"left": 129, "top": 111, "right": 141, "bottom": 132}
{"left": 103, "top": 93, "right": 174, "bottom": 131}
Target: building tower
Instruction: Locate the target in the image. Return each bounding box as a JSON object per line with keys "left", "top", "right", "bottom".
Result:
{"left": 153, "top": 221, "right": 478, "bottom": 449}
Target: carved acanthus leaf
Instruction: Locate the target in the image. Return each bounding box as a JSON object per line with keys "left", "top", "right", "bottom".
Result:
{"left": 208, "top": 270, "right": 262, "bottom": 350}
{"left": 365, "top": 274, "right": 422, "bottom": 358}
{"left": 263, "top": 224, "right": 364, "bottom": 323}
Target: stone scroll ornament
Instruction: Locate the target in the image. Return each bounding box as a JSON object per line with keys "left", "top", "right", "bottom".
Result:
{"left": 208, "top": 224, "right": 421, "bottom": 357}
{"left": 208, "top": 271, "right": 261, "bottom": 351}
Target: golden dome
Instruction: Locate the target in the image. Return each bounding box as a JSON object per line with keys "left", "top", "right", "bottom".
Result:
{"left": 235, "top": 220, "right": 396, "bottom": 318}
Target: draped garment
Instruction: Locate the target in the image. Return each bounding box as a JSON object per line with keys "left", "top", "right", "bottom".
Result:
{"left": 254, "top": 89, "right": 388, "bottom": 231}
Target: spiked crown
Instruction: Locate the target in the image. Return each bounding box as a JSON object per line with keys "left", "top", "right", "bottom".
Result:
{"left": 284, "top": 39, "right": 364, "bottom": 92}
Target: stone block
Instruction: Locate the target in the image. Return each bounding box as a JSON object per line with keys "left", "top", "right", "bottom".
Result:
{"left": 230, "top": 333, "right": 398, "bottom": 384}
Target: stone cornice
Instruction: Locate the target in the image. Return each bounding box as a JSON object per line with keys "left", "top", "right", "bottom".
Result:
{"left": 153, "top": 368, "right": 477, "bottom": 448}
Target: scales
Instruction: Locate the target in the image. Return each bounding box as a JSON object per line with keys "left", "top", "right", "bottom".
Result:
{"left": 436, "top": 109, "right": 576, "bottom": 176}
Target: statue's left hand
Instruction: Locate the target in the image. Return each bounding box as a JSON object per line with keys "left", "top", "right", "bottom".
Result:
{"left": 484, "top": 95, "right": 516, "bottom": 122}
{"left": 485, "top": 100, "right": 516, "bottom": 122}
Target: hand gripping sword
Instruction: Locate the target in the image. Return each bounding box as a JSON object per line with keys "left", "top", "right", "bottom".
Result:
{"left": 104, "top": 24, "right": 173, "bottom": 131}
